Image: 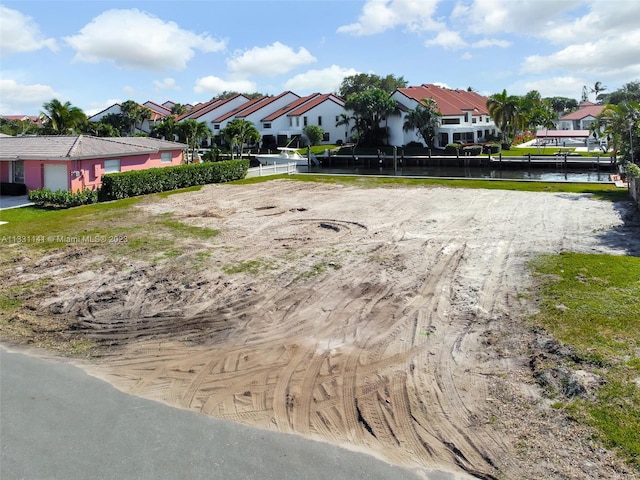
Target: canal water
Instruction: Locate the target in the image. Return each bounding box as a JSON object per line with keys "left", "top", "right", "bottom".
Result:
{"left": 303, "top": 165, "right": 613, "bottom": 183}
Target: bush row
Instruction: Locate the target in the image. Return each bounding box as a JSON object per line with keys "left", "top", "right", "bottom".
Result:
{"left": 445, "top": 143, "right": 501, "bottom": 155}
{"left": 100, "top": 159, "right": 249, "bottom": 200}
{"left": 29, "top": 188, "right": 99, "bottom": 208}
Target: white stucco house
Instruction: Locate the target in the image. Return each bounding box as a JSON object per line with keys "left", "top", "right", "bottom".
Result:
{"left": 388, "top": 84, "right": 497, "bottom": 148}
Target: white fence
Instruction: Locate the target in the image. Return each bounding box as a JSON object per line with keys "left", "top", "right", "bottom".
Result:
{"left": 245, "top": 162, "right": 298, "bottom": 178}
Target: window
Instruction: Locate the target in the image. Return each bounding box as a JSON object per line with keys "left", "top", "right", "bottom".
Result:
{"left": 295, "top": 117, "right": 299, "bottom": 127}
{"left": 104, "top": 159, "right": 121, "bottom": 173}
{"left": 464, "top": 112, "right": 470, "bottom": 123}
{"left": 318, "top": 116, "right": 322, "bottom": 126}
{"left": 303, "top": 116, "right": 308, "bottom": 127}
{"left": 472, "top": 117, "right": 477, "bottom": 124}
{"left": 323, "top": 132, "right": 330, "bottom": 142}
{"left": 289, "top": 117, "right": 293, "bottom": 127}
{"left": 161, "top": 152, "right": 172, "bottom": 163}
{"left": 263, "top": 123, "right": 271, "bottom": 129}
{"left": 13, "top": 161, "right": 24, "bottom": 183}
{"left": 213, "top": 124, "right": 220, "bottom": 130}
{"left": 442, "top": 118, "right": 460, "bottom": 125}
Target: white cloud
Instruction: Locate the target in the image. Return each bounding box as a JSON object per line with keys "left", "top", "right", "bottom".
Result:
{"left": 227, "top": 42, "right": 316, "bottom": 77}
{"left": 0, "top": 5, "right": 58, "bottom": 56}
{"left": 521, "top": 32, "right": 640, "bottom": 80}
{"left": 337, "top": 0, "right": 441, "bottom": 36}
{"left": 64, "top": 9, "right": 225, "bottom": 71}
{"left": 425, "top": 31, "right": 467, "bottom": 50}
{"left": 461, "top": 52, "right": 472, "bottom": 61}
{"left": 194, "top": 76, "right": 257, "bottom": 95}
{"left": 283, "top": 65, "right": 359, "bottom": 94}
{"left": 451, "top": 0, "right": 585, "bottom": 36}
{"left": 0, "top": 79, "right": 58, "bottom": 114}
{"left": 472, "top": 38, "right": 511, "bottom": 49}
{"left": 510, "top": 76, "right": 587, "bottom": 98}
{"left": 154, "top": 77, "right": 180, "bottom": 90}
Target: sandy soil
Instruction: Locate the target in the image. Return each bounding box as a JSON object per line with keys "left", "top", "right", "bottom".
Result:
{"left": 5, "top": 181, "right": 640, "bottom": 479}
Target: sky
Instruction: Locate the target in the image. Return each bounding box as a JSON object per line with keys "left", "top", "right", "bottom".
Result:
{"left": 1, "top": 0, "right": 639, "bottom": 116}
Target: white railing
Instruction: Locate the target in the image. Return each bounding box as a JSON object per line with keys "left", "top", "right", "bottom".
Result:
{"left": 245, "top": 162, "right": 298, "bottom": 178}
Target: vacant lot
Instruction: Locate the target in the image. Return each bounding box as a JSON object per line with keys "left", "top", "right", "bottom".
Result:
{"left": 2, "top": 180, "right": 639, "bottom": 479}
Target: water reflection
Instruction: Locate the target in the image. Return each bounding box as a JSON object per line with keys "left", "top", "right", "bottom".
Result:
{"left": 304, "top": 165, "right": 612, "bottom": 183}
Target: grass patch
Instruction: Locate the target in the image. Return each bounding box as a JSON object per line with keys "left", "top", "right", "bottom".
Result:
{"left": 530, "top": 252, "right": 640, "bottom": 468}
{"left": 223, "top": 258, "right": 277, "bottom": 275}
{"left": 231, "top": 174, "right": 628, "bottom": 201}
{"left": 155, "top": 219, "right": 220, "bottom": 240}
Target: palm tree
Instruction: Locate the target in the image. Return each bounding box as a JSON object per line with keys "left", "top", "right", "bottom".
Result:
{"left": 591, "top": 81, "right": 608, "bottom": 103}
{"left": 171, "top": 103, "right": 188, "bottom": 116}
{"left": 221, "top": 119, "right": 261, "bottom": 158}
{"left": 176, "top": 119, "right": 213, "bottom": 163}
{"left": 344, "top": 88, "right": 398, "bottom": 146}
{"left": 486, "top": 89, "right": 519, "bottom": 146}
{"left": 403, "top": 98, "right": 441, "bottom": 148}
{"left": 150, "top": 116, "right": 179, "bottom": 141}
{"left": 335, "top": 113, "right": 353, "bottom": 144}
{"left": 40, "top": 99, "right": 87, "bottom": 135}
{"left": 120, "top": 100, "right": 152, "bottom": 136}
{"left": 596, "top": 101, "right": 640, "bottom": 164}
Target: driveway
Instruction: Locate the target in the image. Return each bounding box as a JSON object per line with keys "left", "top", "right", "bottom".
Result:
{"left": 0, "top": 347, "right": 462, "bottom": 480}
{"left": 0, "top": 195, "right": 32, "bottom": 210}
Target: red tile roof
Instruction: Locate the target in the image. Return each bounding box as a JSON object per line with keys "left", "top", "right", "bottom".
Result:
{"left": 261, "top": 93, "right": 322, "bottom": 122}
{"left": 236, "top": 91, "right": 300, "bottom": 118}
{"left": 559, "top": 103, "right": 604, "bottom": 121}
{"left": 178, "top": 94, "right": 249, "bottom": 121}
{"left": 211, "top": 96, "right": 267, "bottom": 123}
{"left": 286, "top": 94, "right": 344, "bottom": 116}
{"left": 395, "top": 84, "right": 489, "bottom": 116}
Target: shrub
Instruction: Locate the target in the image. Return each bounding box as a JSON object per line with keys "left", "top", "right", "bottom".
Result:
{"left": 100, "top": 159, "right": 249, "bottom": 200}
{"left": 445, "top": 143, "right": 463, "bottom": 155}
{"left": 462, "top": 145, "right": 482, "bottom": 156}
{"left": 484, "top": 143, "right": 501, "bottom": 154}
{"left": 28, "top": 188, "right": 99, "bottom": 208}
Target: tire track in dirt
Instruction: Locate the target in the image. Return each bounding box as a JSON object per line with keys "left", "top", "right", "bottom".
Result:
{"left": 44, "top": 182, "right": 637, "bottom": 480}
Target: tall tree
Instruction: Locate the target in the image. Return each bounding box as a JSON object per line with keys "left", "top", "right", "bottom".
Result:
{"left": 220, "top": 119, "right": 260, "bottom": 158}
{"left": 604, "top": 81, "right": 640, "bottom": 105}
{"left": 40, "top": 99, "right": 87, "bottom": 135}
{"left": 150, "top": 116, "right": 179, "bottom": 141}
{"left": 486, "top": 90, "right": 520, "bottom": 146}
{"left": 170, "top": 103, "right": 188, "bottom": 116}
{"left": 303, "top": 125, "right": 324, "bottom": 146}
{"left": 338, "top": 73, "right": 407, "bottom": 98}
{"left": 344, "top": 88, "right": 398, "bottom": 146}
{"left": 591, "top": 81, "right": 608, "bottom": 103}
{"left": 596, "top": 101, "right": 640, "bottom": 165}
{"left": 176, "top": 119, "right": 213, "bottom": 162}
{"left": 120, "top": 100, "right": 152, "bottom": 136}
{"left": 402, "top": 98, "right": 442, "bottom": 148}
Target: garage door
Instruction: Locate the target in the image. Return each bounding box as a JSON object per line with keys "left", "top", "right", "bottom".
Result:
{"left": 44, "top": 164, "right": 68, "bottom": 191}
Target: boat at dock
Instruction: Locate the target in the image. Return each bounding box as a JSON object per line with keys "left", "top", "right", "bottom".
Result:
{"left": 255, "top": 147, "right": 320, "bottom": 166}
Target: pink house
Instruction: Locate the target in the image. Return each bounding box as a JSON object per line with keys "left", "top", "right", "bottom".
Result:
{"left": 0, "top": 135, "right": 187, "bottom": 193}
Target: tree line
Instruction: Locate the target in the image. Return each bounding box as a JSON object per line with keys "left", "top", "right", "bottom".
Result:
{"left": 1, "top": 76, "right": 638, "bottom": 165}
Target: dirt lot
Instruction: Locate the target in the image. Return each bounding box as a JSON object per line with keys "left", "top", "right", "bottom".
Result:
{"left": 4, "top": 180, "right": 640, "bottom": 479}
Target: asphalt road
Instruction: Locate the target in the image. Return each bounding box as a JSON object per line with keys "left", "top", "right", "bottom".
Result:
{"left": 0, "top": 347, "right": 465, "bottom": 480}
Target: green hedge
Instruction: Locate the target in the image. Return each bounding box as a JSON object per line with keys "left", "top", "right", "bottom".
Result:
{"left": 462, "top": 145, "right": 482, "bottom": 156}
{"left": 100, "top": 159, "right": 249, "bottom": 200}
{"left": 29, "top": 188, "right": 99, "bottom": 208}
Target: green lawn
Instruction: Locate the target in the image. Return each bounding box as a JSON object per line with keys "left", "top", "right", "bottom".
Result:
{"left": 232, "top": 173, "right": 629, "bottom": 201}
{"left": 530, "top": 253, "right": 640, "bottom": 469}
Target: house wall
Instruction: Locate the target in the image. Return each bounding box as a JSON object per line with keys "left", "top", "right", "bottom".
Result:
{"left": 19, "top": 150, "right": 183, "bottom": 193}
{"left": 388, "top": 92, "right": 496, "bottom": 148}
{"left": 271, "top": 101, "right": 346, "bottom": 146}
